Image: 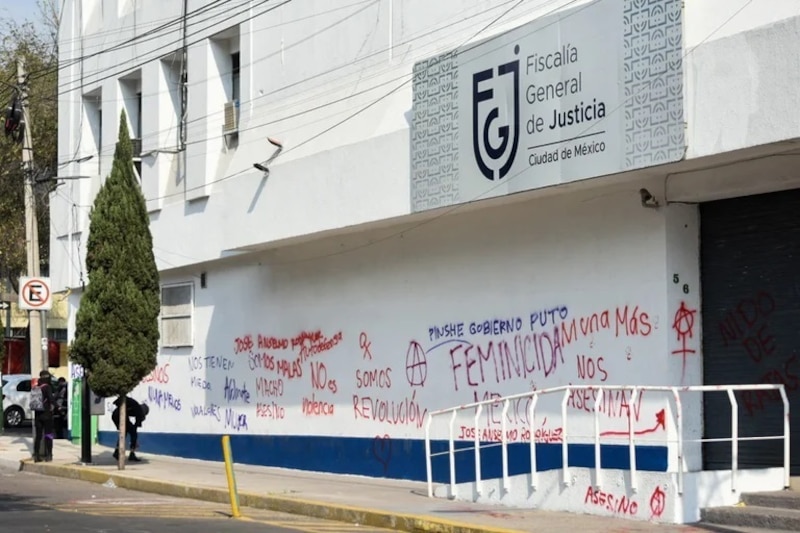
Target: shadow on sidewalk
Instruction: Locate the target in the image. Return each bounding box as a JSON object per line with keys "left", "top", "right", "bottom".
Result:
{"left": 59, "top": 449, "right": 152, "bottom": 467}
{"left": 10, "top": 437, "right": 31, "bottom": 453}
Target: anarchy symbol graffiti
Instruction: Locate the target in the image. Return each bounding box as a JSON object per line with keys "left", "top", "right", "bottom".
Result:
{"left": 405, "top": 341, "right": 428, "bottom": 387}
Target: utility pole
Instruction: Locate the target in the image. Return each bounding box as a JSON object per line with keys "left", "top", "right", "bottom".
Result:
{"left": 18, "top": 57, "right": 45, "bottom": 394}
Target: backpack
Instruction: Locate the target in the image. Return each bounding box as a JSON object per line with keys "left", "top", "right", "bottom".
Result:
{"left": 29, "top": 384, "right": 46, "bottom": 412}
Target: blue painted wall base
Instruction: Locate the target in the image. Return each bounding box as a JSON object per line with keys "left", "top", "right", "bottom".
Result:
{"left": 98, "top": 431, "right": 668, "bottom": 482}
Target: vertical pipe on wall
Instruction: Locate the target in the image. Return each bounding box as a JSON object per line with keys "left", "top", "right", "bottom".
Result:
{"left": 448, "top": 410, "right": 457, "bottom": 498}
{"left": 779, "top": 385, "right": 790, "bottom": 489}
{"left": 593, "top": 388, "right": 603, "bottom": 489}
{"left": 68, "top": 182, "right": 73, "bottom": 289}
{"left": 673, "top": 388, "right": 684, "bottom": 495}
{"left": 473, "top": 405, "right": 482, "bottom": 495}
{"left": 628, "top": 387, "right": 639, "bottom": 493}
{"left": 528, "top": 394, "right": 539, "bottom": 489}
{"left": 727, "top": 389, "right": 738, "bottom": 493}
{"left": 388, "top": 0, "right": 393, "bottom": 61}
{"left": 501, "top": 399, "right": 510, "bottom": 493}
{"left": 424, "top": 415, "right": 433, "bottom": 498}
{"left": 561, "top": 388, "right": 570, "bottom": 486}
{"left": 178, "top": 0, "right": 188, "bottom": 187}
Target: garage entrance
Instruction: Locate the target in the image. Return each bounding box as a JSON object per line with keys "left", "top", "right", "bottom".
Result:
{"left": 700, "top": 189, "right": 800, "bottom": 474}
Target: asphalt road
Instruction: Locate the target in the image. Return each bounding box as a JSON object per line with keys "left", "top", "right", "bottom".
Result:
{"left": 0, "top": 462, "right": 393, "bottom": 533}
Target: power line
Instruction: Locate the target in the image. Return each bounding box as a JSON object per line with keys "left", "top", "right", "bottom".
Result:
{"left": 143, "top": 0, "right": 554, "bottom": 203}
{"left": 46, "top": 0, "right": 529, "bottom": 106}
{"left": 268, "top": 1, "right": 756, "bottom": 267}
{"left": 50, "top": 0, "right": 281, "bottom": 94}
{"left": 40, "top": 0, "right": 559, "bottom": 176}
{"left": 42, "top": 0, "right": 377, "bottom": 106}
{"left": 29, "top": 0, "right": 236, "bottom": 82}
{"left": 142, "top": 0, "right": 745, "bottom": 263}
{"left": 52, "top": 0, "right": 557, "bottom": 164}
{"left": 50, "top": 186, "right": 204, "bottom": 282}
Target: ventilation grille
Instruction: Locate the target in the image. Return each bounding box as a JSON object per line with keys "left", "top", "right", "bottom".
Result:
{"left": 223, "top": 100, "right": 239, "bottom": 134}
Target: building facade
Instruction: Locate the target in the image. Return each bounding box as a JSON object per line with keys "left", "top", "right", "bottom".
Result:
{"left": 53, "top": 0, "right": 800, "bottom": 524}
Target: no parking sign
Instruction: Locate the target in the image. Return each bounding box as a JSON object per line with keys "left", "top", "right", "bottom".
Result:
{"left": 18, "top": 276, "right": 52, "bottom": 311}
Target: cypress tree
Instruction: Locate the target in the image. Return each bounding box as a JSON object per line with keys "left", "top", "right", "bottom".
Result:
{"left": 70, "top": 111, "right": 160, "bottom": 469}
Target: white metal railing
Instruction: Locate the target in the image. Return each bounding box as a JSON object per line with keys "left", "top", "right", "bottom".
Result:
{"left": 424, "top": 384, "right": 789, "bottom": 499}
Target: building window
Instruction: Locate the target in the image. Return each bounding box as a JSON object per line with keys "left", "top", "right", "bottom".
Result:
{"left": 120, "top": 72, "right": 143, "bottom": 181}
{"left": 160, "top": 283, "right": 193, "bottom": 347}
{"left": 211, "top": 26, "right": 241, "bottom": 148}
{"left": 47, "top": 329, "right": 68, "bottom": 342}
{"left": 82, "top": 89, "right": 102, "bottom": 173}
{"left": 231, "top": 52, "right": 240, "bottom": 103}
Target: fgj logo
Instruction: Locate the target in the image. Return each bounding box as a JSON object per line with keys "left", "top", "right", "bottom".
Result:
{"left": 472, "top": 44, "right": 520, "bottom": 181}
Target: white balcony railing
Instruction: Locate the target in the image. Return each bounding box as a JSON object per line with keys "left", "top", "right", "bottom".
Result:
{"left": 424, "top": 384, "right": 789, "bottom": 499}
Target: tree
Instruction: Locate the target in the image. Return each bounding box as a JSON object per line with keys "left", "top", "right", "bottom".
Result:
{"left": 0, "top": 0, "right": 58, "bottom": 290}
{"left": 69, "top": 111, "right": 160, "bottom": 470}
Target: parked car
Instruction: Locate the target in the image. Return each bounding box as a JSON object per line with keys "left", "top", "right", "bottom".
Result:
{"left": 2, "top": 374, "right": 32, "bottom": 427}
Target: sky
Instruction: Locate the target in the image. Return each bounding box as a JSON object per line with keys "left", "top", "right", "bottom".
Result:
{"left": 0, "top": 0, "right": 44, "bottom": 25}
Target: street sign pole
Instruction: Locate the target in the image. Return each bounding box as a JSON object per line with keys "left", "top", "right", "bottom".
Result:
{"left": 81, "top": 375, "right": 92, "bottom": 463}
{"left": 0, "top": 301, "right": 8, "bottom": 436}
{"left": 18, "top": 59, "right": 45, "bottom": 410}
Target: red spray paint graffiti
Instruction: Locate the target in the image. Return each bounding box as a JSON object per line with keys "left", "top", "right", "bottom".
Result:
{"left": 671, "top": 301, "right": 697, "bottom": 381}
{"left": 360, "top": 332, "right": 373, "bottom": 360}
{"left": 584, "top": 486, "right": 639, "bottom": 516}
{"left": 600, "top": 409, "right": 666, "bottom": 437}
{"left": 649, "top": 486, "right": 666, "bottom": 519}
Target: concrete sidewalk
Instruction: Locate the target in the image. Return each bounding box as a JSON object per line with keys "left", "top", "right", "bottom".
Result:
{"left": 1, "top": 435, "right": 711, "bottom": 533}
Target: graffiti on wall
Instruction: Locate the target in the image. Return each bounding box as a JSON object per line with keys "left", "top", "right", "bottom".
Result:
{"left": 115, "top": 299, "right": 676, "bottom": 448}
{"left": 671, "top": 301, "right": 697, "bottom": 381}
{"left": 717, "top": 291, "right": 799, "bottom": 416}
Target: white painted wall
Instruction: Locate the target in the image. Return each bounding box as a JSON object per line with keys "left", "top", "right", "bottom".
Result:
{"left": 94, "top": 177, "right": 704, "bottom": 467}
{"left": 51, "top": 1, "right": 800, "bottom": 295}
{"left": 50, "top": 1, "right": 800, "bottom": 520}
{"left": 433, "top": 467, "right": 785, "bottom": 524}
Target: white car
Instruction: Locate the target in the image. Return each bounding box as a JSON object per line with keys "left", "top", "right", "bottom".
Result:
{"left": 2, "top": 374, "right": 32, "bottom": 427}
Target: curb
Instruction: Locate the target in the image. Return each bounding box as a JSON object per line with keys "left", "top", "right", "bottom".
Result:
{"left": 20, "top": 460, "right": 523, "bottom": 533}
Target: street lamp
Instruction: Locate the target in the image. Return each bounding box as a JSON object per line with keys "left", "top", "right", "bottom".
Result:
{"left": 57, "top": 155, "right": 94, "bottom": 167}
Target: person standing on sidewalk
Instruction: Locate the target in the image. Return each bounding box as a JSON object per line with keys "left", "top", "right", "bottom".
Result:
{"left": 30, "top": 370, "right": 55, "bottom": 463}
{"left": 111, "top": 396, "right": 147, "bottom": 462}
{"left": 53, "top": 377, "right": 68, "bottom": 439}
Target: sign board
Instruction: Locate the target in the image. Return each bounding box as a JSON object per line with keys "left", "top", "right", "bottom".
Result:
{"left": 90, "top": 389, "right": 105, "bottom": 415}
{"left": 0, "top": 302, "right": 9, "bottom": 310}
{"left": 410, "top": 0, "right": 685, "bottom": 212}
{"left": 40, "top": 337, "right": 48, "bottom": 351}
{"left": 18, "top": 276, "right": 52, "bottom": 310}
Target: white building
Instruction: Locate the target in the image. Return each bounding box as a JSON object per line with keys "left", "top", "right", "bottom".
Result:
{"left": 53, "top": 0, "right": 800, "bottom": 524}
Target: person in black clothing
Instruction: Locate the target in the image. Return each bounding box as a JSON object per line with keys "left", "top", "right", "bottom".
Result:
{"left": 111, "top": 396, "right": 146, "bottom": 462}
{"left": 33, "top": 370, "right": 55, "bottom": 463}
{"left": 53, "top": 377, "right": 68, "bottom": 439}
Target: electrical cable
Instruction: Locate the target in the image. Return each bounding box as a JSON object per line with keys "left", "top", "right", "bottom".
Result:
{"left": 28, "top": 0, "right": 235, "bottom": 81}
{"left": 51, "top": 0, "right": 755, "bottom": 271}
{"left": 48, "top": 0, "right": 282, "bottom": 93}
{"left": 144, "top": 0, "right": 586, "bottom": 202}
{"left": 43, "top": 0, "right": 561, "bottom": 170}
{"left": 52, "top": 0, "right": 566, "bottom": 166}
{"left": 266, "top": 0, "right": 758, "bottom": 267}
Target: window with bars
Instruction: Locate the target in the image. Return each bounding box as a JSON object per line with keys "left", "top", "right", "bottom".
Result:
{"left": 161, "top": 283, "right": 193, "bottom": 347}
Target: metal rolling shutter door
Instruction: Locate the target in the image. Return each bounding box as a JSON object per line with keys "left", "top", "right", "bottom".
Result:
{"left": 700, "top": 189, "right": 800, "bottom": 475}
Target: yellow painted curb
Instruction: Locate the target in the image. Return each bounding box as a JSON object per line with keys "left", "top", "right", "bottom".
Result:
{"left": 19, "top": 460, "right": 523, "bottom": 533}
